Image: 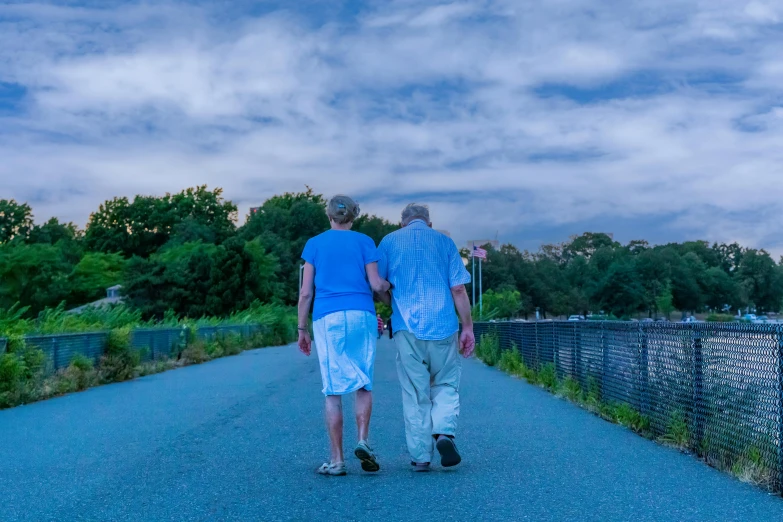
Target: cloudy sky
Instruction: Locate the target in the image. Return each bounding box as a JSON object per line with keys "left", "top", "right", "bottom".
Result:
{"left": 1, "top": 0, "right": 782, "bottom": 252}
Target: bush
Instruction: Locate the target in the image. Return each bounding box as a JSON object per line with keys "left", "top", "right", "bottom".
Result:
{"left": 662, "top": 410, "right": 690, "bottom": 447}
{"left": 68, "top": 354, "right": 96, "bottom": 391}
{"left": 475, "top": 332, "right": 501, "bottom": 366}
{"left": 539, "top": 363, "right": 557, "bottom": 391}
{"left": 0, "top": 353, "right": 26, "bottom": 407}
{"left": 559, "top": 376, "right": 582, "bottom": 402}
{"left": 610, "top": 403, "right": 650, "bottom": 434}
{"left": 182, "top": 341, "right": 210, "bottom": 364}
{"left": 99, "top": 328, "right": 140, "bottom": 383}
{"left": 498, "top": 345, "right": 524, "bottom": 374}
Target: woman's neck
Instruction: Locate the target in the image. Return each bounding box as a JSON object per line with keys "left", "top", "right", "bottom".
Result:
{"left": 330, "top": 221, "right": 353, "bottom": 231}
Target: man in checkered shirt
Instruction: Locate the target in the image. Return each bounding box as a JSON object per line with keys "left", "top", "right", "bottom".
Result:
{"left": 378, "top": 203, "right": 475, "bottom": 471}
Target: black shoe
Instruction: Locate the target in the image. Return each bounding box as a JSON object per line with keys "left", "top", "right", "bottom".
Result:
{"left": 436, "top": 436, "right": 461, "bottom": 467}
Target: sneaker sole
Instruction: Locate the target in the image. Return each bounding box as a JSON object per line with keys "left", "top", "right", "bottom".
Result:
{"left": 354, "top": 447, "right": 381, "bottom": 472}
{"left": 436, "top": 438, "right": 462, "bottom": 468}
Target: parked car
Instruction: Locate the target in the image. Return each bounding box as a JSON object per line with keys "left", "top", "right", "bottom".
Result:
{"left": 642, "top": 318, "right": 654, "bottom": 323}
{"left": 568, "top": 315, "right": 585, "bottom": 321}
{"left": 655, "top": 317, "right": 668, "bottom": 322}
{"left": 742, "top": 314, "right": 758, "bottom": 322}
{"left": 682, "top": 316, "right": 698, "bottom": 323}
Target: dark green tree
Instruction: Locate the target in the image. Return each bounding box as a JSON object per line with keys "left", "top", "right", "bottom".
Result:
{"left": 737, "top": 249, "right": 782, "bottom": 313}
{"left": 239, "top": 188, "right": 329, "bottom": 304}
{"left": 27, "top": 217, "right": 79, "bottom": 246}
{"left": 68, "top": 252, "right": 126, "bottom": 306}
{"left": 0, "top": 243, "right": 73, "bottom": 314}
{"left": 85, "top": 186, "right": 237, "bottom": 258}
{"left": 0, "top": 199, "right": 33, "bottom": 244}
{"left": 353, "top": 214, "right": 399, "bottom": 245}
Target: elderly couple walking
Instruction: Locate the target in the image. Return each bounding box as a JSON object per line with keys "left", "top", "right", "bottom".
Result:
{"left": 297, "top": 196, "right": 475, "bottom": 475}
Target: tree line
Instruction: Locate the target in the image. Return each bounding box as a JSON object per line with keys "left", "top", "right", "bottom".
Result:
{"left": 468, "top": 233, "right": 783, "bottom": 319}
{"left": 0, "top": 187, "right": 396, "bottom": 320}
{"left": 1, "top": 188, "right": 781, "bottom": 321}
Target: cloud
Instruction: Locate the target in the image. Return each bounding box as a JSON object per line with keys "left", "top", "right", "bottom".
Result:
{"left": 0, "top": 0, "right": 782, "bottom": 254}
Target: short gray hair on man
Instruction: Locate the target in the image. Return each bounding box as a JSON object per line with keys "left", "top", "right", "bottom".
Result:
{"left": 401, "top": 203, "right": 430, "bottom": 226}
{"left": 327, "top": 195, "right": 360, "bottom": 224}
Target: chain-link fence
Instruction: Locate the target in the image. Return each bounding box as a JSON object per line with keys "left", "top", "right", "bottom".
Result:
{"left": 196, "top": 324, "right": 263, "bottom": 342}
{"left": 131, "top": 328, "right": 191, "bottom": 362}
{"left": 24, "top": 332, "right": 109, "bottom": 374}
{"left": 475, "top": 320, "right": 783, "bottom": 492}
{"left": 5, "top": 324, "right": 265, "bottom": 374}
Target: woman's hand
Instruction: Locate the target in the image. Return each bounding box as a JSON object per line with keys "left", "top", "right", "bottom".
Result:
{"left": 298, "top": 330, "right": 312, "bottom": 356}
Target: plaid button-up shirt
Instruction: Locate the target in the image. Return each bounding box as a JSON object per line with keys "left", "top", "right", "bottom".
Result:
{"left": 378, "top": 220, "right": 471, "bottom": 341}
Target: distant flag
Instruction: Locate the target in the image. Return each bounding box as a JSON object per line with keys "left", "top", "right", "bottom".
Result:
{"left": 473, "top": 246, "right": 487, "bottom": 260}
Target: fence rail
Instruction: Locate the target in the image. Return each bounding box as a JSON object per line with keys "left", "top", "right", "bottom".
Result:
{"left": 24, "top": 332, "right": 109, "bottom": 373}
{"left": 131, "top": 328, "right": 191, "bottom": 362}
{"left": 475, "top": 320, "right": 783, "bottom": 492}
{"left": 196, "top": 324, "right": 263, "bottom": 342}
{"left": 3, "top": 323, "right": 265, "bottom": 375}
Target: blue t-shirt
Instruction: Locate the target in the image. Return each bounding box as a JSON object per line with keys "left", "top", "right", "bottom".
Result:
{"left": 302, "top": 230, "right": 380, "bottom": 321}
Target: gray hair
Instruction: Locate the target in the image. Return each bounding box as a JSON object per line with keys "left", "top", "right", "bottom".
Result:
{"left": 327, "top": 195, "right": 360, "bottom": 224}
{"left": 401, "top": 203, "right": 430, "bottom": 226}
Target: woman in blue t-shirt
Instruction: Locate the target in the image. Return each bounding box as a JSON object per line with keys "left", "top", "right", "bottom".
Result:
{"left": 297, "top": 195, "right": 391, "bottom": 476}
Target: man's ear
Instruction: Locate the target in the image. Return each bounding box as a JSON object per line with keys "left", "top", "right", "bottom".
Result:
{"left": 428, "top": 222, "right": 433, "bottom": 228}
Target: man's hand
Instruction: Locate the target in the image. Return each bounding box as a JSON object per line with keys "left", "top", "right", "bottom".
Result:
{"left": 298, "top": 330, "right": 312, "bottom": 356}
{"left": 459, "top": 327, "right": 475, "bottom": 358}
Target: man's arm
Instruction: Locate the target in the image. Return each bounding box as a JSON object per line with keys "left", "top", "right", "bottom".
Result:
{"left": 451, "top": 284, "right": 475, "bottom": 358}
{"left": 297, "top": 263, "right": 315, "bottom": 356}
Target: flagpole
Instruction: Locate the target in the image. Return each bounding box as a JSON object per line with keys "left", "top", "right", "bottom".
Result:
{"left": 479, "top": 257, "right": 483, "bottom": 316}
{"left": 472, "top": 251, "right": 476, "bottom": 307}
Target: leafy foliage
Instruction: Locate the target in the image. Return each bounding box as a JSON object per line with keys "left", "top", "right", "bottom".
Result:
{"left": 472, "top": 235, "right": 783, "bottom": 318}
{"left": 3, "top": 188, "right": 783, "bottom": 325}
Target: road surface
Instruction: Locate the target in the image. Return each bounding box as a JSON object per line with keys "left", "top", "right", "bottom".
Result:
{"left": 2, "top": 337, "right": 783, "bottom": 521}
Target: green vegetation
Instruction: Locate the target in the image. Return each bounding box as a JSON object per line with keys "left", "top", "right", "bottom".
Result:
{"left": 474, "top": 331, "right": 501, "bottom": 366}
{"left": 463, "top": 233, "right": 783, "bottom": 319}
{"left": 661, "top": 411, "right": 690, "bottom": 448}
{"left": 0, "top": 303, "right": 296, "bottom": 409}
{"left": 0, "top": 187, "right": 397, "bottom": 321}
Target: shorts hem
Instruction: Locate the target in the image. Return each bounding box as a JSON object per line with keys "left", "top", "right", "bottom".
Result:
{"left": 323, "top": 383, "right": 372, "bottom": 396}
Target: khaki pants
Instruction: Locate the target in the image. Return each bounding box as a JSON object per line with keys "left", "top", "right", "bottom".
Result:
{"left": 394, "top": 331, "right": 462, "bottom": 464}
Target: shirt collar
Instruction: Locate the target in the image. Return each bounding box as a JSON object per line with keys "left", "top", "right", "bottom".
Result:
{"left": 407, "top": 219, "right": 428, "bottom": 228}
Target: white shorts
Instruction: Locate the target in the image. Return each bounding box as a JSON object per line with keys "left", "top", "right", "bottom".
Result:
{"left": 313, "top": 310, "right": 377, "bottom": 396}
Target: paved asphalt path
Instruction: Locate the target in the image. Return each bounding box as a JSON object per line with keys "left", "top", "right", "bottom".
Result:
{"left": 2, "top": 337, "right": 783, "bottom": 521}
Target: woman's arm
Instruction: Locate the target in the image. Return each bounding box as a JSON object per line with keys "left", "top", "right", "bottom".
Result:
{"left": 366, "top": 262, "right": 391, "bottom": 305}
{"left": 297, "top": 262, "right": 315, "bottom": 356}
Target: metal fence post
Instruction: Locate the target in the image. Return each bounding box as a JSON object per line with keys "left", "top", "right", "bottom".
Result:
{"left": 692, "top": 326, "right": 704, "bottom": 448}
{"left": 552, "top": 323, "right": 563, "bottom": 379}
{"left": 638, "top": 323, "right": 649, "bottom": 418}
{"left": 777, "top": 326, "right": 783, "bottom": 491}
{"left": 52, "top": 338, "right": 59, "bottom": 371}
{"left": 600, "top": 322, "right": 607, "bottom": 400}
{"left": 534, "top": 321, "right": 540, "bottom": 370}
